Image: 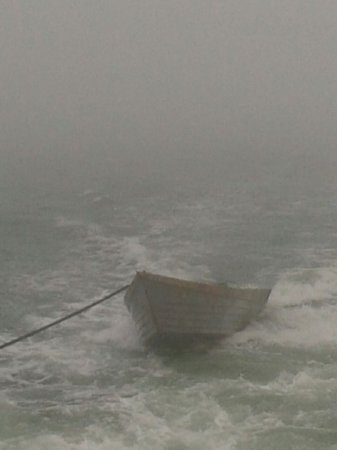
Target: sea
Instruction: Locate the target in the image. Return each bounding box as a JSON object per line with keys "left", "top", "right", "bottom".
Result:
{"left": 1, "top": 153, "right": 337, "bottom": 449}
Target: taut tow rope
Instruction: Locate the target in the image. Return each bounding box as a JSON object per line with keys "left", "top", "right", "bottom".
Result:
{"left": 0, "top": 284, "right": 130, "bottom": 351}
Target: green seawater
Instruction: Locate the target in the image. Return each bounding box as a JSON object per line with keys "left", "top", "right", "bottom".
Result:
{"left": 1, "top": 165, "right": 337, "bottom": 450}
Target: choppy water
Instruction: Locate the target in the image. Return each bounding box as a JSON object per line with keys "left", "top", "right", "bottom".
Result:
{"left": 1, "top": 165, "right": 337, "bottom": 449}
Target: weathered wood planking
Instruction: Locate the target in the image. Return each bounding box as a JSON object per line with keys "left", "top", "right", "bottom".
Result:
{"left": 124, "top": 271, "right": 271, "bottom": 347}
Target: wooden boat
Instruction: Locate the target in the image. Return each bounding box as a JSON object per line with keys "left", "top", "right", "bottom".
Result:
{"left": 124, "top": 271, "right": 271, "bottom": 347}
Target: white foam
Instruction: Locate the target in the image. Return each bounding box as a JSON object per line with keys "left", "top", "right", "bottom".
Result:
{"left": 54, "top": 216, "right": 86, "bottom": 229}
{"left": 0, "top": 435, "right": 130, "bottom": 450}
{"left": 270, "top": 267, "right": 337, "bottom": 307}
{"left": 228, "top": 265, "right": 337, "bottom": 348}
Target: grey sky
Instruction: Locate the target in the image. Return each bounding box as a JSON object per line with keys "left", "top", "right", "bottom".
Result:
{"left": 1, "top": 1, "right": 337, "bottom": 192}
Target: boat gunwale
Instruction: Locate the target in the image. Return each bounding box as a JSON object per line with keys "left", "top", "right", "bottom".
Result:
{"left": 135, "top": 271, "right": 271, "bottom": 297}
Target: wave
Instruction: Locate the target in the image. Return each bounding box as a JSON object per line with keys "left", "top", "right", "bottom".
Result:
{"left": 228, "top": 265, "right": 337, "bottom": 348}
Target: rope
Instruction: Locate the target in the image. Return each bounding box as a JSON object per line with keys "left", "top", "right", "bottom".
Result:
{"left": 0, "top": 284, "right": 130, "bottom": 351}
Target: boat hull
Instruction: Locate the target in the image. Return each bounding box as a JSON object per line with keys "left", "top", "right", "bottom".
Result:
{"left": 125, "top": 272, "right": 271, "bottom": 347}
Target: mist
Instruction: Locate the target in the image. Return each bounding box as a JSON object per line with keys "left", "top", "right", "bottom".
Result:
{"left": 1, "top": 1, "right": 337, "bottom": 200}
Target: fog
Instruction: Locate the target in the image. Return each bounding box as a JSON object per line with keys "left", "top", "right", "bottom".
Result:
{"left": 1, "top": 1, "right": 337, "bottom": 198}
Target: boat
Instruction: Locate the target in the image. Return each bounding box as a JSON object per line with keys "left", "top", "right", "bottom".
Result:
{"left": 124, "top": 271, "right": 271, "bottom": 347}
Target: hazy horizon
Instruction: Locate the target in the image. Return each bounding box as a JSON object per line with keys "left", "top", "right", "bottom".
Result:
{"left": 1, "top": 1, "right": 337, "bottom": 196}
